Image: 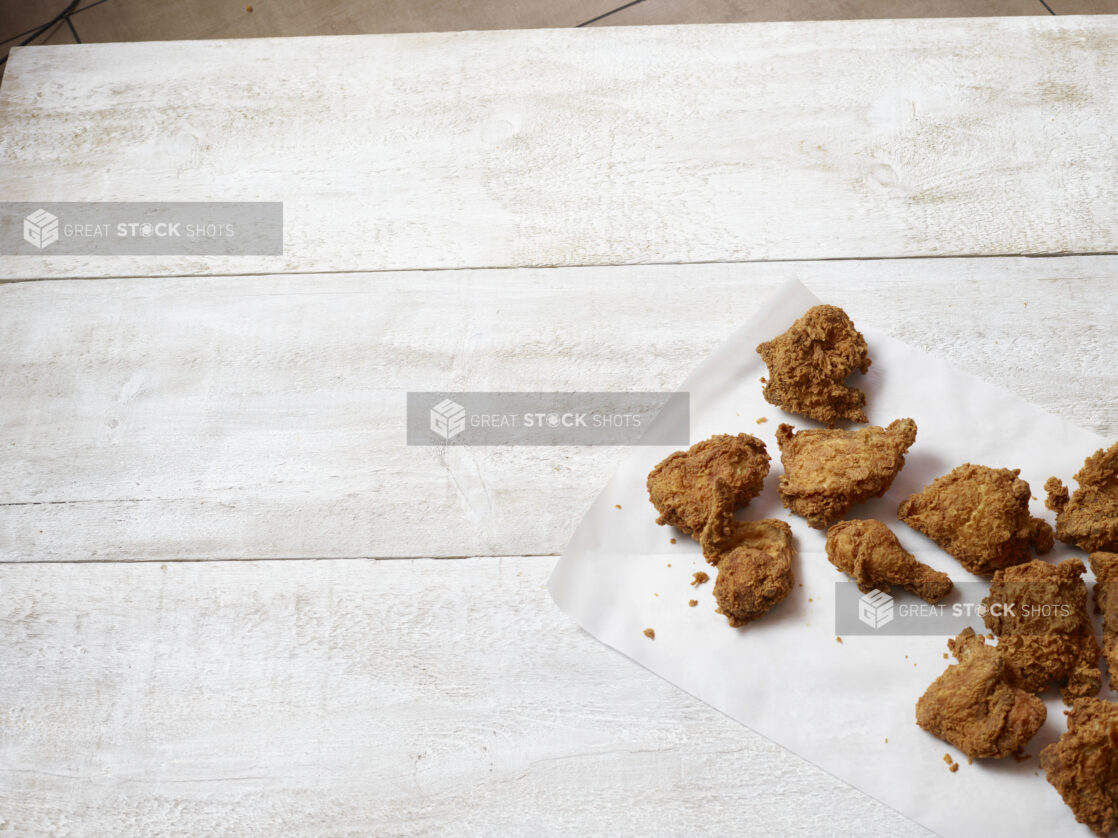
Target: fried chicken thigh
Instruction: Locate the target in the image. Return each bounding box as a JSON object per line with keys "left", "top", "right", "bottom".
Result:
{"left": 756, "top": 304, "right": 871, "bottom": 427}
{"left": 1088, "top": 552, "right": 1118, "bottom": 686}
{"left": 1046, "top": 441, "right": 1118, "bottom": 554}
{"left": 1039, "top": 698, "right": 1118, "bottom": 837}
{"left": 898, "top": 464, "right": 1053, "bottom": 576}
{"left": 647, "top": 433, "right": 770, "bottom": 538}
{"left": 826, "top": 519, "right": 952, "bottom": 603}
{"left": 916, "top": 627, "right": 1046, "bottom": 760}
{"left": 775, "top": 418, "right": 917, "bottom": 529}
{"left": 701, "top": 479, "right": 795, "bottom": 626}
{"left": 982, "top": 558, "right": 1101, "bottom": 703}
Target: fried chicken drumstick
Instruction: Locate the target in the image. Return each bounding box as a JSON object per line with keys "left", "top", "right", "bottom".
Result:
{"left": 826, "top": 519, "right": 952, "bottom": 603}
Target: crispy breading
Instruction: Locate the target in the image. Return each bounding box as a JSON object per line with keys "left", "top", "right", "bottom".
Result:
{"left": 916, "top": 627, "right": 1047, "bottom": 760}
{"left": 756, "top": 304, "right": 871, "bottom": 427}
{"left": 898, "top": 464, "right": 1053, "bottom": 576}
{"left": 702, "top": 479, "right": 795, "bottom": 626}
{"left": 775, "top": 418, "right": 917, "bottom": 529}
{"left": 1046, "top": 441, "right": 1118, "bottom": 554}
{"left": 1088, "top": 552, "right": 1118, "bottom": 687}
{"left": 1039, "top": 698, "right": 1118, "bottom": 837}
{"left": 826, "top": 519, "right": 952, "bottom": 603}
{"left": 982, "top": 558, "right": 1101, "bottom": 703}
{"left": 646, "top": 433, "right": 770, "bottom": 538}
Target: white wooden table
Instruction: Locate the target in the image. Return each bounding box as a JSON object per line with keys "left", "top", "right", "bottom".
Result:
{"left": 2, "top": 16, "right": 1117, "bottom": 837}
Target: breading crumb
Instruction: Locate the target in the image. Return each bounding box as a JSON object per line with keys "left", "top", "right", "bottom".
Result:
{"left": 643, "top": 628, "right": 655, "bottom": 640}
{"left": 836, "top": 636, "right": 843, "bottom": 643}
{"left": 691, "top": 571, "right": 710, "bottom": 586}
{"left": 614, "top": 504, "right": 622, "bottom": 509}
{"left": 688, "top": 599, "right": 698, "bottom": 607}
{"left": 949, "top": 763, "right": 959, "bottom": 773}
{"left": 756, "top": 417, "right": 768, "bottom": 424}
{"left": 669, "top": 538, "right": 676, "bottom": 544}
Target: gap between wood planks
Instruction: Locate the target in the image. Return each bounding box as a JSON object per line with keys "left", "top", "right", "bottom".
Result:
{"left": 1, "top": 248, "right": 1112, "bottom": 285}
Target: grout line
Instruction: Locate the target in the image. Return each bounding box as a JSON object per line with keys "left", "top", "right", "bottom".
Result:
{"left": 0, "top": 554, "right": 561, "bottom": 565}
{"left": 576, "top": 0, "right": 647, "bottom": 28}
{"left": 0, "top": 250, "right": 1115, "bottom": 285}
{"left": 1037, "top": 0, "right": 1057, "bottom": 13}
{"left": 65, "top": 15, "right": 81, "bottom": 44}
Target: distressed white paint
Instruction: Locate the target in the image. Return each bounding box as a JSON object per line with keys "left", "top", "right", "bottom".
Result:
{"left": 1, "top": 256, "right": 1116, "bottom": 563}
{"left": 2, "top": 15, "right": 1118, "bottom": 278}
{"left": 0, "top": 556, "right": 931, "bottom": 838}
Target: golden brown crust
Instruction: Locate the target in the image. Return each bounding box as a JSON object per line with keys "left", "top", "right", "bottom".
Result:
{"left": 825, "top": 519, "right": 952, "bottom": 603}
{"left": 775, "top": 418, "right": 917, "bottom": 530}
{"left": 898, "top": 464, "right": 1053, "bottom": 576}
{"left": 1088, "top": 552, "right": 1118, "bottom": 687}
{"left": 915, "top": 628, "right": 1047, "bottom": 760}
{"left": 755, "top": 304, "right": 871, "bottom": 427}
{"left": 1046, "top": 441, "right": 1118, "bottom": 554}
{"left": 702, "top": 479, "right": 795, "bottom": 626}
{"left": 646, "top": 433, "right": 770, "bottom": 538}
{"left": 1039, "top": 698, "right": 1118, "bottom": 837}
{"left": 982, "top": 558, "right": 1102, "bottom": 703}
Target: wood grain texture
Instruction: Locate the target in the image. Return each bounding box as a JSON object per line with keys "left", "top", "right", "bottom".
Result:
{"left": 2, "top": 256, "right": 1116, "bottom": 563}
{"left": 3, "top": 15, "right": 1118, "bottom": 279}
{"left": 0, "top": 556, "right": 931, "bottom": 838}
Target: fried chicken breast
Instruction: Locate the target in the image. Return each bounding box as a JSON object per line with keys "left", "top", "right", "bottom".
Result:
{"left": 1039, "top": 698, "right": 1118, "bottom": 837}
{"left": 647, "top": 433, "right": 770, "bottom": 538}
{"left": 756, "top": 304, "right": 871, "bottom": 427}
{"left": 776, "top": 418, "right": 917, "bottom": 529}
{"left": 898, "top": 464, "right": 1053, "bottom": 576}
{"left": 982, "top": 558, "right": 1102, "bottom": 703}
{"left": 1046, "top": 441, "right": 1118, "bottom": 554}
{"left": 916, "top": 628, "right": 1046, "bottom": 760}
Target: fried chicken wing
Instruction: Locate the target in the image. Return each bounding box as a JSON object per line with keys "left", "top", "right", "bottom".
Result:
{"left": 1039, "top": 698, "right": 1118, "bottom": 837}
{"left": 898, "top": 464, "right": 1053, "bottom": 576}
{"left": 1046, "top": 441, "right": 1118, "bottom": 554}
{"left": 701, "top": 479, "right": 795, "bottom": 626}
{"left": 916, "top": 627, "right": 1047, "bottom": 760}
{"left": 1088, "top": 552, "right": 1118, "bottom": 686}
{"left": 647, "top": 433, "right": 770, "bottom": 538}
{"left": 775, "top": 418, "right": 917, "bottom": 529}
{"left": 826, "top": 519, "right": 952, "bottom": 603}
{"left": 756, "top": 304, "right": 871, "bottom": 427}
{"left": 982, "top": 558, "right": 1102, "bottom": 703}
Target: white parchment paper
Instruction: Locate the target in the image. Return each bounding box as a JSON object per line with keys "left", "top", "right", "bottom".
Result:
{"left": 548, "top": 279, "right": 1108, "bottom": 837}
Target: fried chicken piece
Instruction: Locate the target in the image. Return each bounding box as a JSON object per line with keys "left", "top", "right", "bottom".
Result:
{"left": 825, "top": 519, "right": 952, "bottom": 603}
{"left": 701, "top": 479, "right": 795, "bottom": 626}
{"left": 647, "top": 433, "right": 770, "bottom": 538}
{"left": 1046, "top": 441, "right": 1118, "bottom": 554}
{"left": 916, "top": 627, "right": 1047, "bottom": 760}
{"left": 982, "top": 558, "right": 1101, "bottom": 703}
{"left": 775, "top": 418, "right": 917, "bottom": 529}
{"left": 1039, "top": 698, "right": 1118, "bottom": 837}
{"left": 756, "top": 304, "right": 872, "bottom": 427}
{"left": 898, "top": 464, "right": 1053, "bottom": 576}
{"left": 1088, "top": 552, "right": 1118, "bottom": 685}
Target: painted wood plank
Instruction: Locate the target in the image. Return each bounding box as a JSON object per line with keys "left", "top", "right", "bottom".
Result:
{"left": 2, "top": 15, "right": 1118, "bottom": 278}
{"left": 1, "top": 257, "right": 1116, "bottom": 562}
{"left": 0, "top": 555, "right": 931, "bottom": 837}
